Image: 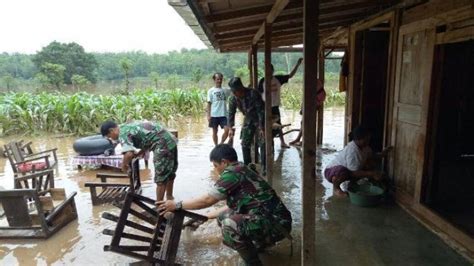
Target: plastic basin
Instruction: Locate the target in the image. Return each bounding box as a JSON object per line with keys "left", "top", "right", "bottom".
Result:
{"left": 347, "top": 182, "right": 384, "bottom": 207}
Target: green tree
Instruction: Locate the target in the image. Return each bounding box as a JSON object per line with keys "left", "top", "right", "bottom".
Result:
{"left": 33, "top": 41, "right": 97, "bottom": 84}
{"left": 71, "top": 74, "right": 91, "bottom": 91}
{"left": 149, "top": 71, "right": 160, "bottom": 89}
{"left": 120, "top": 58, "right": 133, "bottom": 93}
{"left": 234, "top": 66, "right": 250, "bottom": 86}
{"left": 40, "top": 63, "right": 66, "bottom": 90}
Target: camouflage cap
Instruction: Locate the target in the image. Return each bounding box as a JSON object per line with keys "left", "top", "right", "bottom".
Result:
{"left": 228, "top": 77, "right": 244, "bottom": 92}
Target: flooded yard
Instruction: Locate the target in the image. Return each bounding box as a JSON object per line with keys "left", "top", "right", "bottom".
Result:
{"left": 0, "top": 107, "right": 469, "bottom": 265}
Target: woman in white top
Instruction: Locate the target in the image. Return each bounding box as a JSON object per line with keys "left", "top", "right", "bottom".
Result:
{"left": 324, "top": 126, "right": 386, "bottom": 197}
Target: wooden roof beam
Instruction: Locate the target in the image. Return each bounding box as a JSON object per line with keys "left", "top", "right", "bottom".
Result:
{"left": 252, "top": 0, "right": 293, "bottom": 45}
{"left": 217, "top": 11, "right": 371, "bottom": 40}
{"left": 216, "top": 21, "right": 302, "bottom": 40}
{"left": 217, "top": 17, "right": 358, "bottom": 43}
{"left": 205, "top": 0, "right": 396, "bottom": 24}
{"left": 205, "top": 1, "right": 302, "bottom": 23}
{"left": 214, "top": 13, "right": 302, "bottom": 33}
{"left": 220, "top": 29, "right": 333, "bottom": 52}
{"left": 214, "top": 5, "right": 378, "bottom": 34}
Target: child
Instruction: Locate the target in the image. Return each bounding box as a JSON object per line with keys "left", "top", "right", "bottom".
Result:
{"left": 207, "top": 72, "right": 231, "bottom": 146}
{"left": 101, "top": 120, "right": 178, "bottom": 201}
{"left": 289, "top": 79, "right": 325, "bottom": 146}
{"left": 157, "top": 144, "right": 292, "bottom": 265}
{"left": 324, "top": 126, "right": 385, "bottom": 197}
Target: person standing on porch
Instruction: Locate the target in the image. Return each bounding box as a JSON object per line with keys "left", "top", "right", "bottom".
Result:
{"left": 207, "top": 72, "right": 231, "bottom": 146}
{"left": 227, "top": 77, "right": 266, "bottom": 173}
{"left": 258, "top": 58, "right": 303, "bottom": 148}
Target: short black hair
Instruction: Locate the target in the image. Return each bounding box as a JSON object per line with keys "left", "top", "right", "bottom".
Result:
{"left": 100, "top": 120, "right": 118, "bottom": 136}
{"left": 210, "top": 144, "right": 238, "bottom": 163}
{"left": 212, "top": 72, "right": 223, "bottom": 80}
{"left": 348, "top": 126, "right": 370, "bottom": 141}
{"left": 228, "top": 77, "right": 244, "bottom": 92}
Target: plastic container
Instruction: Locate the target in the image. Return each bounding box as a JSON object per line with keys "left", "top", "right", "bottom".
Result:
{"left": 347, "top": 182, "right": 384, "bottom": 207}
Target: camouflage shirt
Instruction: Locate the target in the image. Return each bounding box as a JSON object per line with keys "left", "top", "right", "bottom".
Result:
{"left": 119, "top": 121, "right": 177, "bottom": 154}
{"left": 209, "top": 162, "right": 289, "bottom": 217}
{"left": 228, "top": 88, "right": 265, "bottom": 129}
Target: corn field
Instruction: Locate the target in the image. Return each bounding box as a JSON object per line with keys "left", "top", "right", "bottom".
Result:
{"left": 0, "top": 88, "right": 205, "bottom": 136}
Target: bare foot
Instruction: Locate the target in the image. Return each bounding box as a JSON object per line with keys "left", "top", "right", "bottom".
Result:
{"left": 333, "top": 189, "right": 348, "bottom": 197}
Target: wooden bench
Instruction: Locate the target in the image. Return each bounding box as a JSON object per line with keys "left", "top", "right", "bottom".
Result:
{"left": 85, "top": 158, "right": 141, "bottom": 205}
{"left": 102, "top": 192, "right": 208, "bottom": 265}
{"left": 0, "top": 170, "right": 78, "bottom": 239}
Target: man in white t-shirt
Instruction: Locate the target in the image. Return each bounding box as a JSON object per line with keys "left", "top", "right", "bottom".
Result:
{"left": 258, "top": 58, "right": 303, "bottom": 148}
{"left": 324, "top": 126, "right": 385, "bottom": 197}
{"left": 207, "top": 73, "right": 231, "bottom": 146}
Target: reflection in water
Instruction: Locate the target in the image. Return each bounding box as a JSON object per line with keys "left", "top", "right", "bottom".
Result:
{"left": 0, "top": 107, "right": 345, "bottom": 265}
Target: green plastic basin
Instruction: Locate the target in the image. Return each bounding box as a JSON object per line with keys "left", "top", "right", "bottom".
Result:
{"left": 347, "top": 182, "right": 384, "bottom": 207}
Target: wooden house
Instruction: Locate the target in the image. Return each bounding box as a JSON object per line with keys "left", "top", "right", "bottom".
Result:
{"left": 169, "top": 0, "right": 474, "bottom": 263}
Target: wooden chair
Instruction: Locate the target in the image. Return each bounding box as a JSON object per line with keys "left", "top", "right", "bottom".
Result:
{"left": 14, "top": 166, "right": 55, "bottom": 190}
{"left": 0, "top": 170, "right": 78, "bottom": 238}
{"left": 85, "top": 158, "right": 142, "bottom": 205}
{"left": 4, "top": 141, "right": 57, "bottom": 177}
{"left": 102, "top": 192, "right": 208, "bottom": 265}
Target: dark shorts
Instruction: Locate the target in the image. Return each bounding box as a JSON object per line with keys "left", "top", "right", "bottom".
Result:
{"left": 271, "top": 106, "right": 281, "bottom": 124}
{"left": 271, "top": 106, "right": 282, "bottom": 137}
{"left": 209, "top": 116, "right": 228, "bottom": 129}
{"left": 324, "top": 165, "right": 350, "bottom": 183}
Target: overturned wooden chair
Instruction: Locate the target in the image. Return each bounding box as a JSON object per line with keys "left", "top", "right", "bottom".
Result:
{"left": 0, "top": 170, "right": 78, "bottom": 238}
{"left": 85, "top": 158, "right": 141, "bottom": 205}
{"left": 102, "top": 193, "right": 208, "bottom": 265}
{"left": 4, "top": 141, "right": 58, "bottom": 177}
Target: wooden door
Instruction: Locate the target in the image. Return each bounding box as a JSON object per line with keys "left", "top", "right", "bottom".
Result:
{"left": 391, "top": 22, "right": 436, "bottom": 203}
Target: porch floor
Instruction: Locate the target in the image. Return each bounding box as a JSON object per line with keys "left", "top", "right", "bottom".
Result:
{"left": 259, "top": 145, "right": 471, "bottom": 265}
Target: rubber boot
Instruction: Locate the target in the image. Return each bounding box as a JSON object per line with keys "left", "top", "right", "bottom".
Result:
{"left": 242, "top": 146, "right": 252, "bottom": 165}
{"left": 236, "top": 245, "right": 262, "bottom": 266}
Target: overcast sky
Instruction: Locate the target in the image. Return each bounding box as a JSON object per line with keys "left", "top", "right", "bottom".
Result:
{"left": 0, "top": 0, "right": 207, "bottom": 54}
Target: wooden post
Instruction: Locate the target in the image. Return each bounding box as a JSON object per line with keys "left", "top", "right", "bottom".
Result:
{"left": 264, "top": 22, "right": 273, "bottom": 185}
{"left": 302, "top": 0, "right": 318, "bottom": 264}
{"left": 248, "top": 48, "right": 253, "bottom": 87}
{"left": 317, "top": 49, "right": 325, "bottom": 145}
{"left": 252, "top": 45, "right": 258, "bottom": 91}
{"left": 252, "top": 45, "right": 260, "bottom": 164}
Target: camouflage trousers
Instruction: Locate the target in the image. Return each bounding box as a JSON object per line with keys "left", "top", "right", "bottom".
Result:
{"left": 153, "top": 146, "right": 178, "bottom": 184}
{"left": 217, "top": 208, "right": 291, "bottom": 251}
{"left": 240, "top": 124, "right": 265, "bottom": 168}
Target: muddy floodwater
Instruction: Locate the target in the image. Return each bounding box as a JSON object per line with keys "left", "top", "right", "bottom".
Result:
{"left": 1, "top": 107, "right": 469, "bottom": 266}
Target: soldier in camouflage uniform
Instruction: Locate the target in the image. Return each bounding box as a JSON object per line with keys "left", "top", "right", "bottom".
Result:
{"left": 157, "top": 144, "right": 291, "bottom": 266}
{"left": 227, "top": 77, "right": 266, "bottom": 172}
{"left": 100, "top": 120, "right": 178, "bottom": 201}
